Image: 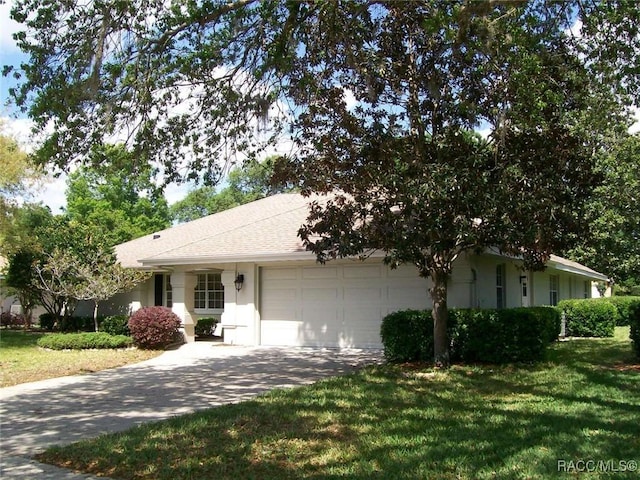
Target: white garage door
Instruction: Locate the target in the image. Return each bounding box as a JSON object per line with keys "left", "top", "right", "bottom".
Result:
{"left": 259, "top": 263, "right": 430, "bottom": 348}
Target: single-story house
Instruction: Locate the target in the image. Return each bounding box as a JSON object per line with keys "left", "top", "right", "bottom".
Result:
{"left": 112, "top": 193, "right": 609, "bottom": 348}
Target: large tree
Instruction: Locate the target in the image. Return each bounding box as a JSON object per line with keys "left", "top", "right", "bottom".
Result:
{"left": 564, "top": 134, "right": 640, "bottom": 291}
{"left": 65, "top": 144, "right": 171, "bottom": 246}
{"left": 4, "top": 1, "right": 639, "bottom": 363}
{"left": 0, "top": 120, "right": 41, "bottom": 239}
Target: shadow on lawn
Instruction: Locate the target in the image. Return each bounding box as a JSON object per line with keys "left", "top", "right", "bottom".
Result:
{"left": 36, "top": 350, "right": 640, "bottom": 480}
{"left": 14, "top": 334, "right": 640, "bottom": 480}
{"left": 0, "top": 346, "right": 381, "bottom": 457}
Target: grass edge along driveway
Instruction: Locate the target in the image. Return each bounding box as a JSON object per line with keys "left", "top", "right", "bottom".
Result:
{"left": 0, "top": 331, "right": 161, "bottom": 387}
{"left": 36, "top": 328, "right": 639, "bottom": 480}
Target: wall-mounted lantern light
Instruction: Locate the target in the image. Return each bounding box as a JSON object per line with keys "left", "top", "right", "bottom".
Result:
{"left": 234, "top": 273, "right": 245, "bottom": 291}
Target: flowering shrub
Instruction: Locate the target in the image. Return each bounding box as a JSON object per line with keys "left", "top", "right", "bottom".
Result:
{"left": 0, "top": 312, "right": 26, "bottom": 329}
{"left": 128, "top": 306, "right": 182, "bottom": 349}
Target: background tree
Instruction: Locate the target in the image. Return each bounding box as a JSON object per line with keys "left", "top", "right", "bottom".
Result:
{"left": 2, "top": 204, "right": 54, "bottom": 323}
{"left": 3, "top": 207, "right": 108, "bottom": 323}
{"left": 4, "top": 250, "right": 40, "bottom": 327}
{"left": 0, "top": 120, "right": 41, "bottom": 240}
{"left": 564, "top": 134, "right": 640, "bottom": 293}
{"left": 65, "top": 144, "right": 171, "bottom": 245}
{"left": 37, "top": 247, "right": 148, "bottom": 332}
{"left": 171, "top": 157, "right": 294, "bottom": 223}
{"left": 5, "top": 1, "right": 639, "bottom": 362}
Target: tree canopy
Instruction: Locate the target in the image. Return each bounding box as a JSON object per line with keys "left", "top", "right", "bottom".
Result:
{"left": 0, "top": 120, "right": 41, "bottom": 239}
{"left": 4, "top": 0, "right": 639, "bottom": 362}
{"left": 65, "top": 144, "right": 171, "bottom": 245}
{"left": 564, "top": 134, "right": 640, "bottom": 291}
{"left": 170, "top": 157, "right": 294, "bottom": 223}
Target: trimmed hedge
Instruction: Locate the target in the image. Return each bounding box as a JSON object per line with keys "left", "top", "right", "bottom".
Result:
{"left": 37, "top": 332, "right": 133, "bottom": 350}
{"left": 128, "top": 306, "right": 182, "bottom": 349}
{"left": 630, "top": 302, "right": 640, "bottom": 358}
{"left": 557, "top": 299, "right": 616, "bottom": 337}
{"left": 380, "top": 310, "right": 436, "bottom": 363}
{"left": 451, "top": 308, "right": 560, "bottom": 363}
{"left": 380, "top": 307, "right": 561, "bottom": 364}
{"left": 604, "top": 296, "right": 640, "bottom": 326}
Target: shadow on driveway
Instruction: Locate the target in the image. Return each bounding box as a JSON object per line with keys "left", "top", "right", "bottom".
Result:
{"left": 0, "top": 344, "right": 382, "bottom": 456}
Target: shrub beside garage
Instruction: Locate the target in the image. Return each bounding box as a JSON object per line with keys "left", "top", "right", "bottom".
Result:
{"left": 128, "top": 306, "right": 182, "bottom": 349}
{"left": 381, "top": 307, "right": 561, "bottom": 364}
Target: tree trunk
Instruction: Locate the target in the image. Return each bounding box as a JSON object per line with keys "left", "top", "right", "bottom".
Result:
{"left": 430, "top": 269, "right": 450, "bottom": 367}
{"left": 93, "top": 301, "right": 99, "bottom": 332}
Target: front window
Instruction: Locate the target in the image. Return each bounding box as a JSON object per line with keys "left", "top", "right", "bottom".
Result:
{"left": 549, "top": 275, "right": 559, "bottom": 306}
{"left": 496, "top": 264, "right": 506, "bottom": 309}
{"left": 165, "top": 276, "right": 172, "bottom": 308}
{"left": 583, "top": 280, "right": 591, "bottom": 299}
{"left": 194, "top": 273, "right": 224, "bottom": 310}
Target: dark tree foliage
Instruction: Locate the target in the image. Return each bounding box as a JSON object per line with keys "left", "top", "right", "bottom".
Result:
{"left": 4, "top": 1, "right": 639, "bottom": 363}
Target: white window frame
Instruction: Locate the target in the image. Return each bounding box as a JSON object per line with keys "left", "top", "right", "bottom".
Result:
{"left": 165, "top": 275, "right": 172, "bottom": 308}
{"left": 583, "top": 280, "right": 591, "bottom": 299}
{"left": 194, "top": 272, "right": 224, "bottom": 314}
{"left": 549, "top": 275, "right": 559, "bottom": 306}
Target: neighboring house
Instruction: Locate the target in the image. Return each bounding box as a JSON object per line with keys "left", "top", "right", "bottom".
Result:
{"left": 0, "top": 255, "right": 15, "bottom": 315}
{"left": 0, "top": 255, "right": 47, "bottom": 320}
{"left": 114, "top": 193, "right": 609, "bottom": 348}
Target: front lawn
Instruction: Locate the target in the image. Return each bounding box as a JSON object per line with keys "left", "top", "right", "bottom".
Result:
{"left": 36, "top": 327, "right": 639, "bottom": 479}
{"left": 0, "top": 330, "right": 161, "bottom": 387}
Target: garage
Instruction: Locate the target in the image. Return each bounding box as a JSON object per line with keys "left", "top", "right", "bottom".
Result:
{"left": 259, "top": 262, "right": 430, "bottom": 348}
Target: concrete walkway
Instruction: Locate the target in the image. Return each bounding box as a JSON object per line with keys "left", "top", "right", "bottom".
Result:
{"left": 0, "top": 343, "right": 382, "bottom": 479}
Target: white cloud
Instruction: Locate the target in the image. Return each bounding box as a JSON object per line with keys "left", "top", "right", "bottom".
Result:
{"left": 27, "top": 175, "right": 68, "bottom": 213}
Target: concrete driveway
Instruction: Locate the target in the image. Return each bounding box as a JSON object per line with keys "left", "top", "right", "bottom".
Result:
{"left": 0, "top": 342, "right": 382, "bottom": 478}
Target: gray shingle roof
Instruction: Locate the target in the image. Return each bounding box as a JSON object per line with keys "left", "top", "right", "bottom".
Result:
{"left": 115, "top": 193, "right": 319, "bottom": 268}
{"left": 115, "top": 193, "right": 609, "bottom": 282}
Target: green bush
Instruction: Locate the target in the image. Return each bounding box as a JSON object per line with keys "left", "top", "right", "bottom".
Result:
{"left": 381, "top": 307, "right": 560, "bottom": 364}
{"left": 195, "top": 317, "right": 219, "bottom": 337}
{"left": 39, "top": 313, "right": 57, "bottom": 331}
{"left": 451, "top": 308, "right": 551, "bottom": 363}
{"left": 629, "top": 302, "right": 640, "bottom": 359}
{"left": 528, "top": 306, "right": 562, "bottom": 344}
{"left": 37, "top": 332, "right": 133, "bottom": 350}
{"left": 101, "top": 315, "right": 131, "bottom": 336}
{"left": 604, "top": 296, "right": 640, "bottom": 326}
{"left": 380, "top": 310, "right": 433, "bottom": 362}
{"left": 557, "top": 299, "right": 616, "bottom": 337}
{"left": 128, "top": 306, "right": 182, "bottom": 349}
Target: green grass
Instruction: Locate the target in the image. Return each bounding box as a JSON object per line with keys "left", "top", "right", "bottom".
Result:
{"left": 0, "top": 330, "right": 161, "bottom": 387}
{"left": 36, "top": 327, "right": 639, "bottom": 479}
